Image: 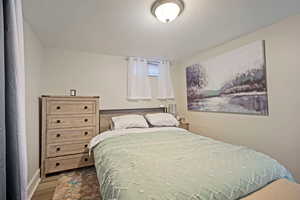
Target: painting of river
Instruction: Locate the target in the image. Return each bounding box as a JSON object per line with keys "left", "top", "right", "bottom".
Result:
{"left": 186, "top": 41, "right": 269, "bottom": 115}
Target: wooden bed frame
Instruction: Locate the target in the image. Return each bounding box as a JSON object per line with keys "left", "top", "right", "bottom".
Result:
{"left": 99, "top": 107, "right": 167, "bottom": 132}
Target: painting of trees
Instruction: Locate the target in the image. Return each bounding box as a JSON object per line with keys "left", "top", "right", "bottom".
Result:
{"left": 186, "top": 64, "right": 208, "bottom": 100}
{"left": 185, "top": 40, "right": 268, "bottom": 115}
{"left": 220, "top": 68, "right": 266, "bottom": 95}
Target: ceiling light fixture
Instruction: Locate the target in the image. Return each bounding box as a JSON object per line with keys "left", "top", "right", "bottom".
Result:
{"left": 151, "top": 0, "right": 184, "bottom": 23}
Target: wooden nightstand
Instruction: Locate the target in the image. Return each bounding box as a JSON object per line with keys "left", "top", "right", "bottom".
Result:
{"left": 179, "top": 122, "right": 189, "bottom": 131}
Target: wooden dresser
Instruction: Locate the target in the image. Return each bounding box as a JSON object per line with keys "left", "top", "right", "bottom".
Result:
{"left": 40, "top": 96, "right": 99, "bottom": 178}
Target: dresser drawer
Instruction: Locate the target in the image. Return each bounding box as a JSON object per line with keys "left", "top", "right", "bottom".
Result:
{"left": 47, "top": 101, "right": 96, "bottom": 115}
{"left": 45, "top": 154, "right": 93, "bottom": 174}
{"left": 47, "top": 115, "right": 95, "bottom": 129}
{"left": 47, "top": 141, "right": 89, "bottom": 158}
{"left": 47, "top": 127, "right": 96, "bottom": 144}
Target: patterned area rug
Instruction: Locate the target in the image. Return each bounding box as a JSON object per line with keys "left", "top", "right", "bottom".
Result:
{"left": 53, "top": 167, "right": 102, "bottom": 200}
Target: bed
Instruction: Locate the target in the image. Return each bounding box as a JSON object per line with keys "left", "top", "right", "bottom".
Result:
{"left": 90, "top": 108, "right": 294, "bottom": 200}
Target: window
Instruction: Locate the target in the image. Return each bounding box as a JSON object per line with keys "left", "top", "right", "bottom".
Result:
{"left": 148, "top": 61, "right": 160, "bottom": 77}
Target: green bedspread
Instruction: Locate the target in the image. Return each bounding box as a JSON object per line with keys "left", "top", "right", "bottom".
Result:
{"left": 93, "top": 129, "right": 293, "bottom": 200}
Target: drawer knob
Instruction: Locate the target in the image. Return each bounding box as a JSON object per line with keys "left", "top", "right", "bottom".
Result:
{"left": 56, "top": 162, "right": 60, "bottom": 166}
{"left": 56, "top": 106, "right": 61, "bottom": 110}
{"left": 84, "top": 106, "right": 88, "bottom": 109}
{"left": 84, "top": 132, "right": 88, "bottom": 135}
{"left": 84, "top": 119, "right": 88, "bottom": 122}
{"left": 84, "top": 144, "right": 88, "bottom": 148}
{"left": 56, "top": 134, "right": 61, "bottom": 138}
{"left": 84, "top": 158, "right": 88, "bottom": 162}
{"left": 56, "top": 147, "right": 61, "bottom": 151}
{"left": 56, "top": 120, "right": 61, "bottom": 123}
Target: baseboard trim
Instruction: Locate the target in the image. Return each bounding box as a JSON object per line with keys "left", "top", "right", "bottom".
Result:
{"left": 27, "top": 169, "right": 41, "bottom": 200}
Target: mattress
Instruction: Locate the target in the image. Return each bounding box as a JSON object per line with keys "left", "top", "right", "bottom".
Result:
{"left": 90, "top": 127, "right": 294, "bottom": 200}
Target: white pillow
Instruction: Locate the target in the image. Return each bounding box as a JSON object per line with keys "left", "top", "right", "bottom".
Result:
{"left": 112, "top": 114, "right": 149, "bottom": 130}
{"left": 145, "top": 113, "right": 179, "bottom": 127}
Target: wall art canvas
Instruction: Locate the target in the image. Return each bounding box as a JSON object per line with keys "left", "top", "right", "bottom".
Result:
{"left": 186, "top": 40, "right": 268, "bottom": 115}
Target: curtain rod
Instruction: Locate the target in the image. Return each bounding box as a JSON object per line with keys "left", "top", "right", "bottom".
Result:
{"left": 125, "top": 57, "right": 168, "bottom": 62}
{"left": 125, "top": 57, "right": 175, "bottom": 66}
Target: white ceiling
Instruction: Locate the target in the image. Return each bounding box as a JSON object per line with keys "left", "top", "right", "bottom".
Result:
{"left": 23, "top": 0, "right": 300, "bottom": 60}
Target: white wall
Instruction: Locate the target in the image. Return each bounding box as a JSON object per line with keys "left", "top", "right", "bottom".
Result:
{"left": 173, "top": 14, "right": 300, "bottom": 181}
{"left": 24, "top": 21, "right": 44, "bottom": 191}
{"left": 41, "top": 48, "right": 174, "bottom": 109}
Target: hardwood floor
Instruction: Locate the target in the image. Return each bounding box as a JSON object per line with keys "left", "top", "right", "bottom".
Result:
{"left": 31, "top": 175, "right": 59, "bottom": 200}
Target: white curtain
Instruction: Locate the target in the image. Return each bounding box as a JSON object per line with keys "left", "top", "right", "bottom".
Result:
{"left": 127, "top": 57, "right": 151, "bottom": 100}
{"left": 157, "top": 61, "right": 174, "bottom": 99}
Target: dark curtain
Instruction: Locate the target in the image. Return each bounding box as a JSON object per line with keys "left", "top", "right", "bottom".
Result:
{"left": 1, "top": 0, "right": 28, "bottom": 200}
{"left": 0, "top": 1, "right": 6, "bottom": 200}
